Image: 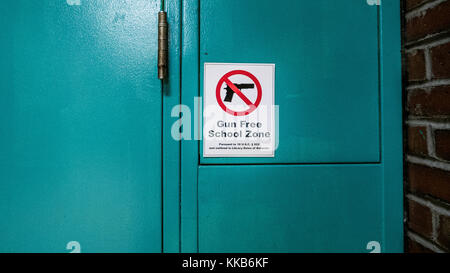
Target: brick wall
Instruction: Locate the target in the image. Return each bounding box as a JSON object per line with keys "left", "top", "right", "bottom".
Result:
{"left": 403, "top": 0, "right": 450, "bottom": 253}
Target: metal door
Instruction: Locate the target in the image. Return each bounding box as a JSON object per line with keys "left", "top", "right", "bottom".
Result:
{"left": 0, "top": 0, "right": 165, "bottom": 253}
{"left": 0, "top": 0, "right": 403, "bottom": 253}
{"left": 180, "top": 0, "right": 403, "bottom": 253}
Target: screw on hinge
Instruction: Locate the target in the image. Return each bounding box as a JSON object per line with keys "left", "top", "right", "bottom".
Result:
{"left": 158, "top": 11, "right": 168, "bottom": 80}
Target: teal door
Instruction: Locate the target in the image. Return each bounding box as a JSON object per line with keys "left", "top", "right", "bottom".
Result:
{"left": 180, "top": 0, "right": 403, "bottom": 253}
{"left": 0, "top": 1, "right": 164, "bottom": 252}
{"left": 0, "top": 0, "right": 402, "bottom": 253}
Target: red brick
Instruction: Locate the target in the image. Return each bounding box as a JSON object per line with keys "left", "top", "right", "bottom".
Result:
{"left": 405, "top": 0, "right": 433, "bottom": 11}
{"left": 431, "top": 42, "right": 450, "bottom": 79}
{"left": 408, "top": 126, "right": 429, "bottom": 156}
{"left": 405, "top": 1, "right": 450, "bottom": 42}
{"left": 406, "top": 49, "right": 426, "bottom": 82}
{"left": 407, "top": 85, "right": 450, "bottom": 117}
{"left": 407, "top": 199, "right": 434, "bottom": 238}
{"left": 437, "top": 214, "right": 450, "bottom": 250}
{"left": 408, "top": 163, "right": 450, "bottom": 203}
{"left": 435, "top": 130, "right": 450, "bottom": 161}
{"left": 406, "top": 237, "right": 435, "bottom": 253}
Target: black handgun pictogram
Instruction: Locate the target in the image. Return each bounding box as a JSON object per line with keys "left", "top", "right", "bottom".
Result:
{"left": 224, "top": 83, "right": 255, "bottom": 102}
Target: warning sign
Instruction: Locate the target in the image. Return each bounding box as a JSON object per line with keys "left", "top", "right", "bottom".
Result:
{"left": 216, "top": 70, "right": 262, "bottom": 116}
{"left": 203, "top": 63, "right": 275, "bottom": 158}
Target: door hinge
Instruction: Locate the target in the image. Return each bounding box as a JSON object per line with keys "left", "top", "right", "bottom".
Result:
{"left": 158, "top": 11, "right": 168, "bottom": 80}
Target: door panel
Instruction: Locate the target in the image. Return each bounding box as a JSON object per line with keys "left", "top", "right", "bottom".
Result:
{"left": 198, "top": 165, "right": 382, "bottom": 253}
{"left": 0, "top": 0, "right": 162, "bottom": 252}
{"left": 182, "top": 0, "right": 403, "bottom": 253}
{"left": 200, "top": 0, "right": 380, "bottom": 164}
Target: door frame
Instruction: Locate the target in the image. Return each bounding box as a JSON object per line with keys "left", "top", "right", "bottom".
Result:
{"left": 178, "top": 0, "right": 403, "bottom": 253}
{"left": 162, "top": 0, "right": 182, "bottom": 253}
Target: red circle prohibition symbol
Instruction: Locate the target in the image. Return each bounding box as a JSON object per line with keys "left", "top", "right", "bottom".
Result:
{"left": 216, "top": 70, "right": 262, "bottom": 116}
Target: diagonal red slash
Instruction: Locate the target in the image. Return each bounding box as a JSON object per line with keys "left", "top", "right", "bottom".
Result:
{"left": 216, "top": 70, "right": 262, "bottom": 116}
{"left": 223, "top": 78, "right": 255, "bottom": 107}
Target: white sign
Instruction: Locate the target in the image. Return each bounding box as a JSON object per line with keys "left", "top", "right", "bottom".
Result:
{"left": 203, "top": 63, "right": 275, "bottom": 157}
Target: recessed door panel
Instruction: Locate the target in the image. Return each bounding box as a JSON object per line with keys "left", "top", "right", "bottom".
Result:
{"left": 200, "top": 0, "right": 380, "bottom": 164}
{"left": 198, "top": 165, "right": 382, "bottom": 253}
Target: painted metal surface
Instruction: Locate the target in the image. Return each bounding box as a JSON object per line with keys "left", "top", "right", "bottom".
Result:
{"left": 0, "top": 0, "right": 163, "bottom": 252}
{"left": 200, "top": 0, "right": 380, "bottom": 164}
{"left": 198, "top": 165, "right": 382, "bottom": 253}
{"left": 0, "top": 0, "right": 403, "bottom": 253}
{"left": 163, "top": 0, "right": 182, "bottom": 253}
{"left": 379, "top": 2, "right": 404, "bottom": 252}
{"left": 180, "top": 0, "right": 200, "bottom": 253}
{"left": 182, "top": 0, "right": 403, "bottom": 253}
